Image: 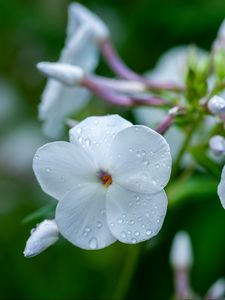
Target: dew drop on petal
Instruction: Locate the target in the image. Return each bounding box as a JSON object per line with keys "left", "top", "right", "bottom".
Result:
{"left": 97, "top": 221, "right": 102, "bottom": 228}
{"left": 34, "top": 155, "right": 40, "bottom": 160}
{"left": 131, "top": 238, "right": 137, "bottom": 244}
{"left": 76, "top": 128, "right": 81, "bottom": 134}
{"left": 146, "top": 229, "right": 152, "bottom": 236}
{"left": 84, "top": 226, "right": 91, "bottom": 233}
{"left": 89, "top": 238, "right": 98, "bottom": 249}
{"left": 46, "top": 168, "right": 52, "bottom": 173}
{"left": 117, "top": 218, "right": 123, "bottom": 224}
{"left": 129, "top": 220, "right": 135, "bottom": 225}
{"left": 121, "top": 231, "right": 126, "bottom": 239}
{"left": 135, "top": 231, "right": 140, "bottom": 236}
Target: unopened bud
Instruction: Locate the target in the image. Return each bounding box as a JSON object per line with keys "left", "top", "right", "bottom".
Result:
{"left": 206, "top": 278, "right": 225, "bottom": 300}
{"left": 213, "top": 19, "right": 225, "bottom": 51}
{"left": 209, "top": 135, "right": 225, "bottom": 155}
{"left": 170, "top": 231, "right": 193, "bottom": 269}
{"left": 23, "top": 219, "right": 59, "bottom": 258}
{"left": 69, "top": 3, "right": 109, "bottom": 41}
{"left": 208, "top": 95, "right": 225, "bottom": 116}
{"left": 37, "top": 62, "right": 85, "bottom": 86}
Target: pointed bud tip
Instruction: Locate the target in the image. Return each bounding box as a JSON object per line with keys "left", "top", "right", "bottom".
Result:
{"left": 170, "top": 231, "right": 193, "bottom": 269}
{"left": 36, "top": 62, "right": 85, "bottom": 86}
{"left": 23, "top": 219, "right": 59, "bottom": 258}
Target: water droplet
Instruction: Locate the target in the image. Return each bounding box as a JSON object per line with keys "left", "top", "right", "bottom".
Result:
{"left": 131, "top": 238, "right": 137, "bottom": 244}
{"left": 100, "top": 208, "right": 106, "bottom": 215}
{"left": 136, "top": 151, "right": 141, "bottom": 158}
{"left": 136, "top": 195, "right": 140, "bottom": 201}
{"left": 117, "top": 218, "right": 123, "bottom": 224}
{"left": 141, "top": 150, "right": 146, "bottom": 156}
{"left": 97, "top": 221, "right": 102, "bottom": 228}
{"left": 143, "top": 160, "right": 149, "bottom": 166}
{"left": 34, "top": 154, "right": 40, "bottom": 160}
{"left": 135, "top": 231, "right": 140, "bottom": 236}
{"left": 121, "top": 231, "right": 126, "bottom": 239}
{"left": 157, "top": 219, "right": 160, "bottom": 223}
{"left": 83, "top": 232, "right": 88, "bottom": 237}
{"left": 146, "top": 229, "right": 152, "bottom": 236}
{"left": 145, "top": 212, "right": 150, "bottom": 217}
{"left": 78, "top": 136, "right": 82, "bottom": 143}
{"left": 89, "top": 238, "right": 98, "bottom": 249}
{"left": 84, "top": 226, "right": 91, "bottom": 232}
{"left": 129, "top": 148, "right": 133, "bottom": 153}
{"left": 46, "top": 168, "right": 52, "bottom": 173}
{"left": 76, "top": 128, "right": 82, "bottom": 134}
{"left": 85, "top": 138, "right": 91, "bottom": 147}
{"left": 94, "top": 120, "right": 99, "bottom": 125}
{"left": 129, "top": 220, "right": 135, "bottom": 225}
{"left": 110, "top": 222, "right": 114, "bottom": 227}
{"left": 156, "top": 164, "right": 160, "bottom": 169}
{"left": 141, "top": 224, "right": 146, "bottom": 229}
{"left": 127, "top": 230, "right": 131, "bottom": 235}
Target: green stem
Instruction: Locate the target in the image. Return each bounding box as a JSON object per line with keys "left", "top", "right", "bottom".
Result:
{"left": 113, "top": 244, "right": 142, "bottom": 300}
{"left": 172, "top": 114, "right": 203, "bottom": 177}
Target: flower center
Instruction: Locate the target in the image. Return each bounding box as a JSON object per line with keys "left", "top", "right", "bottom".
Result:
{"left": 99, "top": 171, "right": 112, "bottom": 188}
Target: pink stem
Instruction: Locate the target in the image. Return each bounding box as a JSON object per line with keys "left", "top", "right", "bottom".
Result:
{"left": 83, "top": 76, "right": 168, "bottom": 107}
{"left": 155, "top": 114, "right": 173, "bottom": 134}
{"left": 100, "top": 39, "right": 185, "bottom": 92}
{"left": 174, "top": 268, "right": 191, "bottom": 300}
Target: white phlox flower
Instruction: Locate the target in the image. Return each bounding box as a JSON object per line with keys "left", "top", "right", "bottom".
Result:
{"left": 217, "top": 166, "right": 225, "bottom": 209}
{"left": 24, "top": 219, "right": 59, "bottom": 257}
{"left": 170, "top": 231, "right": 193, "bottom": 269}
{"left": 206, "top": 278, "right": 225, "bottom": 300}
{"left": 33, "top": 115, "right": 172, "bottom": 250}
{"left": 39, "top": 4, "right": 100, "bottom": 138}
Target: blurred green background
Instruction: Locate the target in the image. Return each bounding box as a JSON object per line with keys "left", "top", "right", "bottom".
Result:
{"left": 1, "top": 0, "right": 225, "bottom": 299}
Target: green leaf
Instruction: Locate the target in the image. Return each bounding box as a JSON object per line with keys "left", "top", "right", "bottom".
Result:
{"left": 22, "top": 204, "right": 56, "bottom": 225}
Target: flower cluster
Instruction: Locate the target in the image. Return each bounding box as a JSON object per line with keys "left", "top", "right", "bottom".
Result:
{"left": 24, "top": 2, "right": 225, "bottom": 258}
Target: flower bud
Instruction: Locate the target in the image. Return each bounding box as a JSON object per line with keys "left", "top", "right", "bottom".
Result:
{"left": 37, "top": 62, "right": 85, "bottom": 86}
{"left": 213, "top": 19, "right": 225, "bottom": 51}
{"left": 170, "top": 231, "right": 193, "bottom": 269}
{"left": 209, "top": 135, "right": 225, "bottom": 155}
{"left": 207, "top": 95, "right": 225, "bottom": 116}
{"left": 23, "top": 219, "right": 59, "bottom": 258}
{"left": 206, "top": 278, "right": 225, "bottom": 300}
{"left": 69, "top": 3, "right": 109, "bottom": 41}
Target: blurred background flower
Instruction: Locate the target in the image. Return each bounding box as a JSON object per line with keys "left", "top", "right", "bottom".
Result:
{"left": 1, "top": 0, "right": 225, "bottom": 299}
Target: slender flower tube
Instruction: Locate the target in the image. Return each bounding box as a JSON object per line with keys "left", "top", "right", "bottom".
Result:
{"left": 37, "top": 61, "right": 168, "bottom": 107}
{"left": 24, "top": 219, "right": 59, "bottom": 257}
{"left": 170, "top": 231, "right": 193, "bottom": 300}
{"left": 32, "top": 115, "right": 172, "bottom": 250}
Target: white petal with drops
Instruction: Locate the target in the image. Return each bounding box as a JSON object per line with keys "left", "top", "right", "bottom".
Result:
{"left": 109, "top": 125, "right": 172, "bottom": 194}
{"left": 55, "top": 183, "right": 116, "bottom": 250}
{"left": 33, "top": 141, "right": 97, "bottom": 201}
{"left": 218, "top": 165, "right": 225, "bottom": 209}
{"left": 69, "top": 115, "right": 132, "bottom": 169}
{"left": 106, "top": 184, "right": 167, "bottom": 244}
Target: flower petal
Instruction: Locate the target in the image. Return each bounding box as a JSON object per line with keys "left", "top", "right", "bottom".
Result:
{"left": 69, "top": 115, "right": 132, "bottom": 169}
{"left": 39, "top": 80, "right": 90, "bottom": 138}
{"left": 33, "top": 141, "right": 97, "bottom": 200}
{"left": 106, "top": 184, "right": 167, "bottom": 244}
{"left": 109, "top": 125, "right": 172, "bottom": 194}
{"left": 218, "top": 165, "right": 225, "bottom": 209}
{"left": 55, "top": 183, "right": 116, "bottom": 250}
